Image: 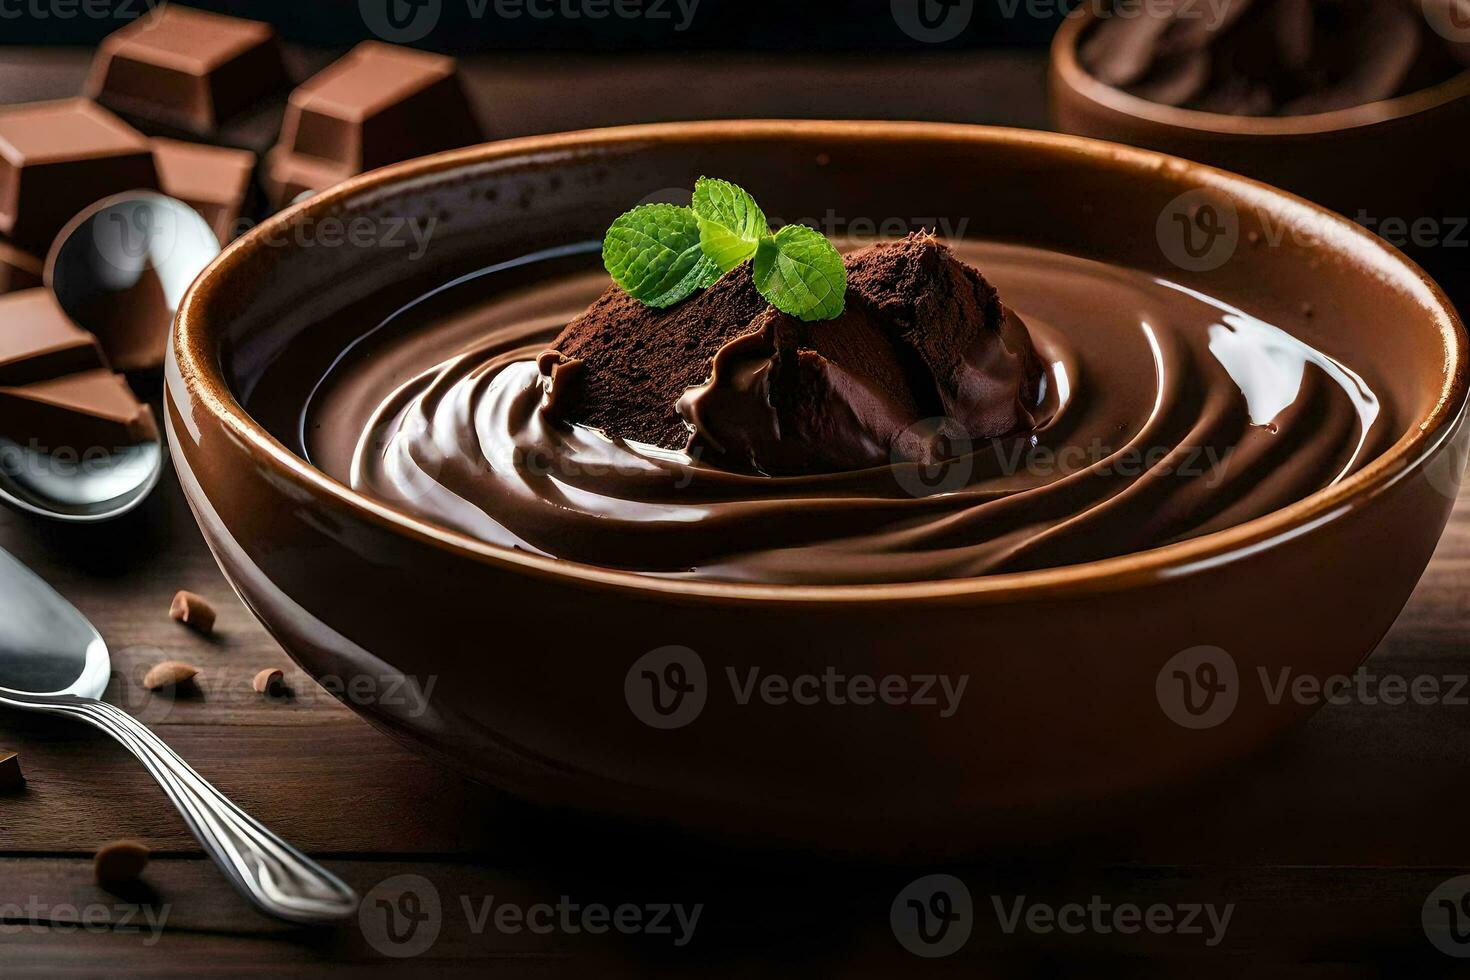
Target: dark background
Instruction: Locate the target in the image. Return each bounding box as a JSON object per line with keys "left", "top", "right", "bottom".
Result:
{"left": 0, "top": 0, "right": 1067, "bottom": 49}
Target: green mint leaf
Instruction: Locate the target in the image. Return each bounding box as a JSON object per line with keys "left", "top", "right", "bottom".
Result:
{"left": 603, "top": 204, "right": 720, "bottom": 308}
{"left": 698, "top": 216, "right": 762, "bottom": 272}
{"left": 692, "top": 177, "right": 767, "bottom": 238}
{"left": 752, "top": 224, "right": 847, "bottom": 322}
{"left": 691, "top": 177, "right": 768, "bottom": 274}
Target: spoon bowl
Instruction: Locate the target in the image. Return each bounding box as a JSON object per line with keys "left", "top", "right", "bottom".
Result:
{"left": 0, "top": 438, "right": 163, "bottom": 523}
{"left": 0, "top": 192, "right": 220, "bottom": 523}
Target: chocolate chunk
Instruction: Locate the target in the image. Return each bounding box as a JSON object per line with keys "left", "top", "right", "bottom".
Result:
{"left": 0, "top": 289, "right": 107, "bottom": 387}
{"left": 0, "top": 752, "right": 23, "bottom": 793}
{"left": 0, "top": 369, "right": 158, "bottom": 453}
{"left": 264, "top": 42, "right": 482, "bottom": 207}
{"left": 0, "top": 99, "right": 157, "bottom": 254}
{"left": 1080, "top": 12, "right": 1175, "bottom": 87}
{"left": 68, "top": 265, "right": 171, "bottom": 374}
{"left": 544, "top": 265, "right": 773, "bottom": 448}
{"left": 152, "top": 138, "right": 256, "bottom": 245}
{"left": 843, "top": 235, "right": 1041, "bottom": 438}
{"left": 262, "top": 146, "right": 356, "bottom": 211}
{"left": 1269, "top": 0, "right": 1314, "bottom": 72}
{"left": 94, "top": 841, "right": 149, "bottom": 890}
{"left": 1281, "top": 1, "right": 1422, "bottom": 114}
{"left": 169, "top": 589, "right": 217, "bottom": 635}
{"left": 252, "top": 668, "right": 284, "bottom": 695}
{"left": 143, "top": 661, "right": 199, "bottom": 691}
{"left": 0, "top": 240, "right": 41, "bottom": 296}
{"left": 87, "top": 6, "right": 287, "bottom": 138}
{"left": 1130, "top": 51, "right": 1213, "bottom": 106}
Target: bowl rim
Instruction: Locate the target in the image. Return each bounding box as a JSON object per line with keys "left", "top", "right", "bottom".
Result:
{"left": 173, "top": 119, "right": 1469, "bottom": 605}
{"left": 1050, "top": 8, "right": 1470, "bottom": 137}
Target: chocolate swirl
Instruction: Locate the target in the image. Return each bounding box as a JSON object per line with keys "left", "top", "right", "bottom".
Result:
{"left": 328, "top": 242, "right": 1386, "bottom": 585}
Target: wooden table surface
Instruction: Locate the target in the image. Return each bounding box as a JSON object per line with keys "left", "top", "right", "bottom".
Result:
{"left": 4, "top": 45, "right": 1470, "bottom": 977}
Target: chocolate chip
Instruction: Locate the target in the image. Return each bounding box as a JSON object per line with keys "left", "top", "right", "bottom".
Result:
{"left": 94, "top": 840, "right": 150, "bottom": 890}
{"left": 169, "top": 590, "right": 216, "bottom": 635}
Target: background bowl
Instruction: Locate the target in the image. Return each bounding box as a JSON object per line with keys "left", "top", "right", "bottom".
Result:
{"left": 168, "top": 121, "right": 1467, "bottom": 855}
{"left": 1048, "top": 10, "right": 1470, "bottom": 295}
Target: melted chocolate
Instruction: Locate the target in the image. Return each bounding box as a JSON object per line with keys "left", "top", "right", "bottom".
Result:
{"left": 296, "top": 241, "right": 1388, "bottom": 585}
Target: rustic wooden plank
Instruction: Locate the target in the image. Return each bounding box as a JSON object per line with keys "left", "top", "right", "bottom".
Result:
{"left": 0, "top": 721, "right": 512, "bottom": 855}
{"left": 0, "top": 858, "right": 1462, "bottom": 974}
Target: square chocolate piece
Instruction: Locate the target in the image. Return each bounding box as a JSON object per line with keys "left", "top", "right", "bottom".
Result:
{"left": 0, "top": 239, "right": 41, "bottom": 296}
{"left": 0, "top": 289, "right": 107, "bottom": 387}
{"left": 0, "top": 99, "right": 158, "bottom": 255}
{"left": 152, "top": 138, "right": 257, "bottom": 245}
{"left": 278, "top": 42, "right": 481, "bottom": 173}
{"left": 0, "top": 369, "right": 157, "bottom": 454}
{"left": 262, "top": 146, "right": 357, "bottom": 209}
{"left": 87, "top": 6, "right": 288, "bottom": 138}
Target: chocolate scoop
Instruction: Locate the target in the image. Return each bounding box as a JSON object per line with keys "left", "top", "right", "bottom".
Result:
{"left": 542, "top": 234, "right": 1044, "bottom": 475}
{"left": 1080, "top": 0, "right": 1469, "bottom": 116}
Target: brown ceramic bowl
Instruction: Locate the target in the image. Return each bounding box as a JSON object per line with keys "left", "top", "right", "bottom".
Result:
{"left": 168, "top": 121, "right": 1468, "bottom": 856}
{"left": 1049, "top": 9, "right": 1470, "bottom": 257}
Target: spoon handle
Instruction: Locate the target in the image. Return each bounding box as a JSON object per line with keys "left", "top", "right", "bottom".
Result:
{"left": 71, "top": 698, "right": 359, "bottom": 924}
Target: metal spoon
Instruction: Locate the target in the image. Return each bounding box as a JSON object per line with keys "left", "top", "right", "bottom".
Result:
{"left": 0, "top": 194, "right": 221, "bottom": 523}
{"left": 0, "top": 547, "right": 359, "bottom": 924}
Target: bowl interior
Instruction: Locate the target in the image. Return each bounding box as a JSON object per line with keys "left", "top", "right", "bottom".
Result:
{"left": 177, "top": 121, "right": 1466, "bottom": 592}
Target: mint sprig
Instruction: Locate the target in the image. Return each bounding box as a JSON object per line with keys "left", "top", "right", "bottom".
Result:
{"left": 602, "top": 177, "right": 846, "bottom": 322}
{"left": 754, "top": 225, "right": 848, "bottom": 323}
{"left": 602, "top": 204, "right": 721, "bottom": 308}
